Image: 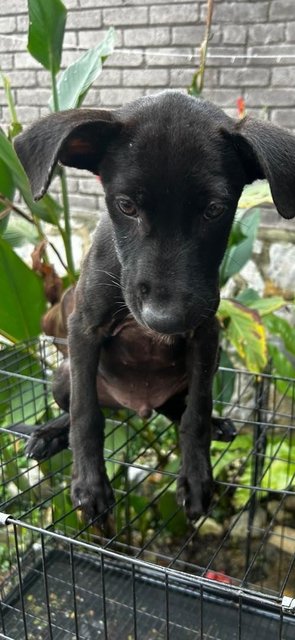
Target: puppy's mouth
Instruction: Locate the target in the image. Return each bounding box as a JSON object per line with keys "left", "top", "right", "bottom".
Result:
{"left": 122, "top": 276, "right": 220, "bottom": 336}
{"left": 140, "top": 302, "right": 187, "bottom": 335}
{"left": 129, "top": 300, "right": 216, "bottom": 337}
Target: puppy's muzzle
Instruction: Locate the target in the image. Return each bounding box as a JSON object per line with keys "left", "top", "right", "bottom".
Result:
{"left": 136, "top": 280, "right": 184, "bottom": 334}
{"left": 141, "top": 303, "right": 183, "bottom": 334}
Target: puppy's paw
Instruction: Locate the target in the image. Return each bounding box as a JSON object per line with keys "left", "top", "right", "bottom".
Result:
{"left": 211, "top": 416, "right": 237, "bottom": 442}
{"left": 26, "top": 426, "right": 69, "bottom": 461}
{"left": 71, "top": 469, "right": 115, "bottom": 523}
{"left": 176, "top": 466, "right": 213, "bottom": 521}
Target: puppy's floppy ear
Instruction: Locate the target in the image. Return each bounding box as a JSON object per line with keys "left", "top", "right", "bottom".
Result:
{"left": 224, "top": 117, "right": 295, "bottom": 219}
{"left": 14, "top": 109, "right": 122, "bottom": 201}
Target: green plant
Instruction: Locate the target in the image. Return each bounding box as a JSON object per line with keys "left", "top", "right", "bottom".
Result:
{"left": 0, "top": 0, "right": 115, "bottom": 343}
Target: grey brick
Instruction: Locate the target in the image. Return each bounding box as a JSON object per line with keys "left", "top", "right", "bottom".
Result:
{"left": 68, "top": 194, "right": 98, "bottom": 211}
{"left": 270, "top": 1, "right": 295, "bottom": 20}
{"left": 77, "top": 177, "right": 98, "bottom": 195}
{"left": 76, "top": 0, "right": 129, "bottom": 6}
{"left": 0, "top": 54, "right": 13, "bottom": 70}
{"left": 123, "top": 27, "right": 170, "bottom": 47}
{"left": 0, "top": 89, "right": 6, "bottom": 107}
{"left": 63, "top": 31, "right": 78, "bottom": 48}
{"left": 205, "top": 46, "right": 246, "bottom": 66}
{"left": 222, "top": 25, "right": 247, "bottom": 45}
{"left": 248, "top": 23, "right": 285, "bottom": 44}
{"left": 116, "top": 0, "right": 196, "bottom": 3}
{"left": 16, "top": 88, "right": 51, "bottom": 105}
{"left": 4, "top": 105, "right": 40, "bottom": 123}
{"left": 150, "top": 4, "right": 198, "bottom": 24}
{"left": 170, "top": 67, "right": 218, "bottom": 88}
{"left": 78, "top": 29, "right": 123, "bottom": 49}
{"left": 145, "top": 47, "right": 195, "bottom": 67}
{"left": 67, "top": 9, "right": 102, "bottom": 29}
{"left": 286, "top": 22, "right": 295, "bottom": 42}
{"left": 103, "top": 7, "right": 148, "bottom": 26}
{"left": 7, "top": 70, "right": 37, "bottom": 87}
{"left": 272, "top": 67, "right": 295, "bottom": 86}
{"left": 36, "top": 71, "right": 51, "bottom": 88}
{"left": 93, "top": 69, "right": 121, "bottom": 86}
{"left": 0, "top": 34, "right": 25, "bottom": 52}
{"left": 202, "top": 88, "right": 243, "bottom": 107}
{"left": 65, "top": 178, "right": 79, "bottom": 194}
{"left": 99, "top": 88, "right": 144, "bottom": 107}
{"left": 247, "top": 45, "right": 295, "bottom": 65}
{"left": 202, "top": 2, "right": 269, "bottom": 23}
{"left": 122, "top": 68, "right": 169, "bottom": 86}
{"left": 272, "top": 109, "right": 295, "bottom": 129}
{"left": 220, "top": 67, "right": 270, "bottom": 87}
{"left": 0, "top": 16, "right": 16, "bottom": 32}
{"left": 172, "top": 26, "right": 208, "bottom": 46}
{"left": 245, "top": 89, "right": 295, "bottom": 107}
{"left": 0, "top": 1, "right": 27, "bottom": 15}
{"left": 64, "top": 0, "right": 80, "bottom": 7}
{"left": 104, "top": 50, "right": 143, "bottom": 67}
{"left": 14, "top": 52, "right": 41, "bottom": 68}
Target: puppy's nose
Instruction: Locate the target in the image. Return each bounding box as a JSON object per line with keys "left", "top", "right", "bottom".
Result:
{"left": 141, "top": 303, "right": 181, "bottom": 334}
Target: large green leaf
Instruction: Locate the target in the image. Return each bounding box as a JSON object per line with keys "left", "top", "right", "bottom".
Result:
{"left": 3, "top": 217, "right": 39, "bottom": 247}
{"left": 28, "top": 0, "right": 66, "bottom": 74}
{"left": 0, "top": 157, "right": 15, "bottom": 235}
{"left": 238, "top": 181, "right": 273, "bottom": 209}
{"left": 0, "top": 131, "right": 61, "bottom": 224}
{"left": 220, "top": 209, "right": 260, "bottom": 286}
{"left": 264, "top": 313, "right": 295, "bottom": 356}
{"left": 0, "top": 237, "right": 46, "bottom": 341}
{"left": 218, "top": 299, "right": 267, "bottom": 372}
{"left": 48, "top": 28, "right": 115, "bottom": 111}
{"left": 237, "top": 290, "right": 285, "bottom": 317}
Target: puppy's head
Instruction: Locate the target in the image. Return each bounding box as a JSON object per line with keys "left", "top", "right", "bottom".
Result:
{"left": 15, "top": 91, "right": 295, "bottom": 334}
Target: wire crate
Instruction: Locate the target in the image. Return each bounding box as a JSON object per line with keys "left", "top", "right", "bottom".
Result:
{"left": 0, "top": 337, "right": 294, "bottom": 640}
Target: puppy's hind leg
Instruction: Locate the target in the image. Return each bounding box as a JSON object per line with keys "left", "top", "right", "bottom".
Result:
{"left": 26, "top": 359, "right": 71, "bottom": 461}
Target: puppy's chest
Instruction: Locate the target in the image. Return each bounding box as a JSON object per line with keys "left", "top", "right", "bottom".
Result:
{"left": 98, "top": 316, "right": 187, "bottom": 416}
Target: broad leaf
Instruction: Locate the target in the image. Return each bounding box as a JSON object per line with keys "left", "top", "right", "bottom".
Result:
{"left": 0, "top": 157, "right": 14, "bottom": 234}
{"left": 236, "top": 291, "right": 285, "bottom": 317}
{"left": 264, "top": 313, "right": 295, "bottom": 356}
{"left": 3, "top": 217, "right": 39, "bottom": 247}
{"left": 0, "top": 131, "right": 61, "bottom": 224}
{"left": 48, "top": 28, "right": 115, "bottom": 111}
{"left": 220, "top": 209, "right": 260, "bottom": 285}
{"left": 238, "top": 181, "right": 273, "bottom": 209}
{"left": 0, "top": 237, "right": 46, "bottom": 342}
{"left": 28, "top": 0, "right": 66, "bottom": 75}
{"left": 247, "top": 296, "right": 285, "bottom": 317}
{"left": 218, "top": 299, "right": 267, "bottom": 372}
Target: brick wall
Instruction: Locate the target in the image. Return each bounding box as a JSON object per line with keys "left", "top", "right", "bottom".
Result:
{"left": 1, "top": 0, "right": 295, "bottom": 219}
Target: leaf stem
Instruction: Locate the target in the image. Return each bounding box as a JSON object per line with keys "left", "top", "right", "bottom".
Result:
{"left": 50, "top": 68, "right": 76, "bottom": 281}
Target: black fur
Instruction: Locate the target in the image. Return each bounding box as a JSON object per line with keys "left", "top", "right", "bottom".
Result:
{"left": 14, "top": 90, "right": 295, "bottom": 522}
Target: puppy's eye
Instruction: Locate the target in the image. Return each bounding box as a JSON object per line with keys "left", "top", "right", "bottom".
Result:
{"left": 116, "top": 197, "right": 137, "bottom": 217}
{"left": 204, "top": 202, "right": 224, "bottom": 220}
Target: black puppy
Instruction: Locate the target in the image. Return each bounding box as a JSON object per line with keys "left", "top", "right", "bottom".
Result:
{"left": 15, "top": 90, "right": 295, "bottom": 522}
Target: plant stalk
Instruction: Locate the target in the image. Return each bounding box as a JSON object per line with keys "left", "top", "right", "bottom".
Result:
{"left": 189, "top": 0, "right": 215, "bottom": 96}
{"left": 51, "top": 67, "right": 76, "bottom": 281}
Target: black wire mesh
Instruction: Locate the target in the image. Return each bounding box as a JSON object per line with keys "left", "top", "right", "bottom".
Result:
{"left": 0, "top": 337, "right": 294, "bottom": 639}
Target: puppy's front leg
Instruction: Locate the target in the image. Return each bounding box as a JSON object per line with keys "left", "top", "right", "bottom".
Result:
{"left": 177, "top": 317, "right": 219, "bottom": 521}
{"left": 68, "top": 310, "right": 114, "bottom": 522}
